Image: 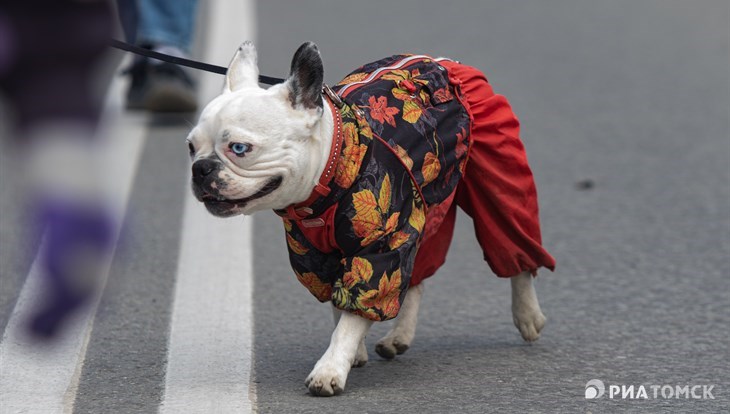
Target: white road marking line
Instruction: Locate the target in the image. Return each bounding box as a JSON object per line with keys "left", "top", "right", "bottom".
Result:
{"left": 0, "top": 72, "right": 148, "bottom": 414}
{"left": 160, "top": 1, "right": 256, "bottom": 412}
{"left": 159, "top": 199, "right": 254, "bottom": 414}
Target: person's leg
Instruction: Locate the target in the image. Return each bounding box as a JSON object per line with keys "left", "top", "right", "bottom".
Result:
{"left": 136, "top": 0, "right": 198, "bottom": 54}
{"left": 0, "top": 1, "right": 115, "bottom": 338}
{"left": 126, "top": 0, "right": 199, "bottom": 113}
{"left": 116, "top": 0, "right": 138, "bottom": 45}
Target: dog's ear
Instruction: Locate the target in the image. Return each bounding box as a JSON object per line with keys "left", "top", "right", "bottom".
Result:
{"left": 287, "top": 42, "right": 324, "bottom": 110}
{"left": 224, "top": 41, "right": 259, "bottom": 93}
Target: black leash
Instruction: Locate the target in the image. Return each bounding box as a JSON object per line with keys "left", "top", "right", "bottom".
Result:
{"left": 109, "top": 39, "right": 286, "bottom": 85}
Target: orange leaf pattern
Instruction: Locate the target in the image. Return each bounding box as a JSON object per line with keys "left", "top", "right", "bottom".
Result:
{"left": 354, "top": 289, "right": 380, "bottom": 319}
{"left": 286, "top": 233, "right": 309, "bottom": 255}
{"left": 337, "top": 72, "right": 369, "bottom": 85}
{"left": 402, "top": 100, "right": 423, "bottom": 124}
{"left": 385, "top": 212, "right": 400, "bottom": 234}
{"left": 366, "top": 96, "right": 399, "bottom": 127}
{"left": 343, "top": 257, "right": 373, "bottom": 288}
{"left": 388, "top": 230, "right": 410, "bottom": 250}
{"left": 422, "top": 152, "right": 441, "bottom": 185}
{"left": 391, "top": 87, "right": 412, "bottom": 102}
{"left": 378, "top": 174, "right": 392, "bottom": 213}
{"left": 376, "top": 269, "right": 402, "bottom": 319}
{"left": 394, "top": 145, "right": 414, "bottom": 170}
{"left": 408, "top": 200, "right": 426, "bottom": 232}
{"left": 351, "top": 189, "right": 384, "bottom": 245}
{"left": 433, "top": 87, "right": 453, "bottom": 103}
{"left": 380, "top": 69, "right": 411, "bottom": 82}
{"left": 296, "top": 270, "right": 332, "bottom": 302}
{"left": 350, "top": 172, "right": 401, "bottom": 246}
{"left": 279, "top": 55, "right": 471, "bottom": 321}
{"left": 334, "top": 122, "right": 367, "bottom": 188}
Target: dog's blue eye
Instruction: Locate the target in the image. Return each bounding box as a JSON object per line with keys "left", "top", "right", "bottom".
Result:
{"left": 230, "top": 142, "right": 250, "bottom": 156}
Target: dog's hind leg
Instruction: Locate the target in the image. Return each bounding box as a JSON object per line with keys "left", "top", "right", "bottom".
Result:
{"left": 332, "top": 306, "right": 368, "bottom": 367}
{"left": 511, "top": 271, "right": 546, "bottom": 342}
{"left": 305, "top": 309, "right": 373, "bottom": 396}
{"left": 375, "top": 283, "right": 423, "bottom": 359}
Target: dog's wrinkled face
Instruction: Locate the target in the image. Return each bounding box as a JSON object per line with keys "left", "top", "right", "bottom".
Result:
{"left": 187, "top": 42, "right": 325, "bottom": 217}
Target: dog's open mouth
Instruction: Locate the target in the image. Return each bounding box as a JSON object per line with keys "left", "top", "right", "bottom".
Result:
{"left": 201, "top": 176, "right": 283, "bottom": 214}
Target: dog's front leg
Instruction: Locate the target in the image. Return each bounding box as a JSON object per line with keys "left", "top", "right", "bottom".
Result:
{"left": 332, "top": 306, "right": 369, "bottom": 367}
{"left": 305, "top": 309, "right": 373, "bottom": 396}
{"left": 375, "top": 283, "right": 423, "bottom": 359}
{"left": 511, "top": 271, "right": 547, "bottom": 342}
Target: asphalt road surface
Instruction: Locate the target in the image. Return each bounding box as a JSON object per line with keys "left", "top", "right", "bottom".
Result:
{"left": 1, "top": 1, "right": 728, "bottom": 413}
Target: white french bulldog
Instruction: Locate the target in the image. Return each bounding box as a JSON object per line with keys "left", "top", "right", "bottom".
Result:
{"left": 186, "top": 41, "right": 546, "bottom": 396}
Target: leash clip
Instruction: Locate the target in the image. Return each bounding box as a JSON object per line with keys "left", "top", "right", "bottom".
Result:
{"left": 322, "top": 84, "right": 344, "bottom": 108}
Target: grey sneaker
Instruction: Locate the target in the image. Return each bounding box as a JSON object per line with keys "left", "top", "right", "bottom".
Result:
{"left": 126, "top": 59, "right": 197, "bottom": 113}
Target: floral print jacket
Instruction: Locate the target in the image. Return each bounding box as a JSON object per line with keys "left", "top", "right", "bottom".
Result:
{"left": 276, "top": 55, "right": 471, "bottom": 321}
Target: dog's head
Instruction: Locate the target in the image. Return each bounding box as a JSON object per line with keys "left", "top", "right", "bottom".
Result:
{"left": 187, "top": 42, "right": 326, "bottom": 217}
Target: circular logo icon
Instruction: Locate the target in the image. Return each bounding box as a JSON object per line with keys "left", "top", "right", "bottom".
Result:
{"left": 585, "top": 379, "right": 605, "bottom": 399}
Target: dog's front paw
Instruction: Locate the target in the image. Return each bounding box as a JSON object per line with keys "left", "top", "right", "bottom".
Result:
{"left": 512, "top": 305, "right": 546, "bottom": 342}
{"left": 304, "top": 361, "right": 348, "bottom": 396}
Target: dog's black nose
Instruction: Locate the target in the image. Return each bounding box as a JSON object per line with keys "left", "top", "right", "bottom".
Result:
{"left": 192, "top": 159, "right": 218, "bottom": 179}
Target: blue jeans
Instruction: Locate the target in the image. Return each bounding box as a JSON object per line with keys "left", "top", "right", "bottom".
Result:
{"left": 136, "top": 0, "right": 199, "bottom": 52}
